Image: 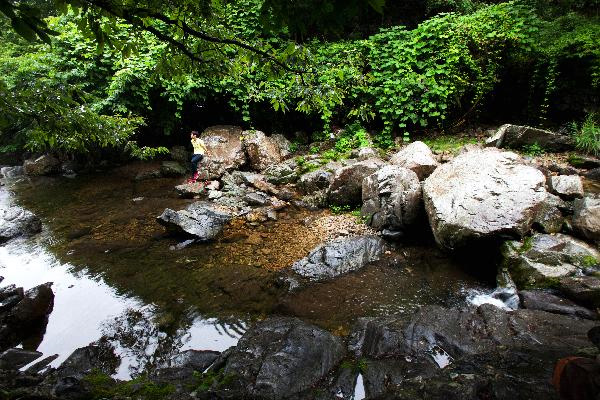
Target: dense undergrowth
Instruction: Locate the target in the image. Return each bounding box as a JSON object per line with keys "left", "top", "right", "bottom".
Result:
{"left": 0, "top": 0, "right": 599, "bottom": 158}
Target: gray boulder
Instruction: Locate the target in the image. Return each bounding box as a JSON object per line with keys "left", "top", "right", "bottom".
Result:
{"left": 23, "top": 154, "right": 61, "bottom": 176}
{"left": 201, "top": 125, "right": 247, "bottom": 179}
{"left": 485, "top": 124, "right": 574, "bottom": 152}
{"left": 361, "top": 165, "right": 422, "bottom": 232}
{"left": 559, "top": 276, "right": 600, "bottom": 309}
{"left": 573, "top": 196, "right": 600, "bottom": 242}
{"left": 502, "top": 233, "right": 600, "bottom": 289}
{"left": 0, "top": 166, "right": 24, "bottom": 180}
{"left": 271, "top": 134, "right": 292, "bottom": 158}
{"left": 519, "top": 290, "right": 596, "bottom": 320}
{"left": 157, "top": 202, "right": 232, "bottom": 240}
{"left": 298, "top": 169, "right": 333, "bottom": 195}
{"left": 549, "top": 175, "right": 584, "bottom": 200}
{"left": 264, "top": 159, "right": 298, "bottom": 185}
{"left": 57, "top": 341, "right": 120, "bottom": 379}
{"left": 328, "top": 159, "right": 384, "bottom": 206}
{"left": 217, "top": 317, "right": 345, "bottom": 399}
{"left": 159, "top": 161, "right": 186, "bottom": 177}
{"left": 423, "top": 148, "right": 548, "bottom": 250}
{"left": 390, "top": 141, "right": 439, "bottom": 180}
{"left": 243, "top": 130, "right": 286, "bottom": 171}
{"left": 0, "top": 206, "right": 42, "bottom": 243}
{"left": 357, "top": 147, "right": 378, "bottom": 160}
{"left": 292, "top": 236, "right": 386, "bottom": 281}
{"left": 174, "top": 182, "right": 205, "bottom": 198}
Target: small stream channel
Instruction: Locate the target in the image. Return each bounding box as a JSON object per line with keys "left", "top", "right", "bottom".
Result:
{"left": 0, "top": 163, "right": 500, "bottom": 379}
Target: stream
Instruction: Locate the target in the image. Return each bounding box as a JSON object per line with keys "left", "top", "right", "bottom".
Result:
{"left": 0, "top": 163, "right": 501, "bottom": 379}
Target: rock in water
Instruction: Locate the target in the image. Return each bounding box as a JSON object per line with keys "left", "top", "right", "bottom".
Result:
{"left": 423, "top": 148, "right": 547, "bottom": 250}
{"left": 390, "top": 141, "right": 439, "bottom": 180}
{"left": 217, "top": 317, "right": 345, "bottom": 399}
{"left": 328, "top": 159, "right": 384, "bottom": 206}
{"left": 485, "top": 124, "right": 574, "bottom": 152}
{"left": 573, "top": 196, "right": 600, "bottom": 242}
{"left": 23, "top": 154, "right": 61, "bottom": 176}
{"left": 157, "top": 202, "right": 231, "bottom": 240}
{"left": 0, "top": 206, "right": 42, "bottom": 243}
{"left": 292, "top": 236, "right": 386, "bottom": 281}
{"left": 174, "top": 182, "right": 205, "bottom": 198}
{"left": 8, "top": 283, "right": 54, "bottom": 326}
{"left": 361, "top": 165, "right": 422, "bottom": 232}
{"left": 159, "top": 161, "right": 186, "bottom": 177}
{"left": 502, "top": 233, "right": 600, "bottom": 289}
{"left": 201, "top": 125, "right": 247, "bottom": 179}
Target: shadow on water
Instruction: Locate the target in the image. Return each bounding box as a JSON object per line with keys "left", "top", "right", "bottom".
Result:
{"left": 1, "top": 163, "right": 498, "bottom": 374}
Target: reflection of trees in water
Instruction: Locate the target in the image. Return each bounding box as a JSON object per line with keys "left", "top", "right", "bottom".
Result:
{"left": 100, "top": 306, "right": 247, "bottom": 377}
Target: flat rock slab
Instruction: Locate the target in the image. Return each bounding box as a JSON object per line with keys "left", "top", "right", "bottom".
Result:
{"left": 520, "top": 290, "right": 597, "bottom": 320}
{"left": 292, "top": 235, "right": 386, "bottom": 281}
{"left": 174, "top": 182, "right": 205, "bottom": 198}
{"left": 423, "top": 148, "right": 548, "bottom": 250}
{"left": 486, "top": 124, "right": 574, "bottom": 152}
{"left": 218, "top": 317, "right": 345, "bottom": 399}
{"left": 0, "top": 348, "right": 42, "bottom": 370}
{"left": 350, "top": 304, "right": 596, "bottom": 361}
{"left": 157, "top": 202, "right": 232, "bottom": 240}
{"left": 0, "top": 206, "right": 42, "bottom": 243}
{"left": 573, "top": 196, "right": 600, "bottom": 242}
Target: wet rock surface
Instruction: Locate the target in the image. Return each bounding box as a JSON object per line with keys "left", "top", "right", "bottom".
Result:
{"left": 502, "top": 233, "right": 600, "bottom": 289}
{"left": 573, "top": 196, "right": 600, "bottom": 242}
{"left": 291, "top": 235, "right": 386, "bottom": 282}
{"left": 156, "top": 201, "right": 232, "bottom": 240}
{"left": 532, "top": 193, "right": 567, "bottom": 233}
{"left": 423, "top": 148, "right": 548, "bottom": 250}
{"left": 559, "top": 275, "right": 600, "bottom": 309}
{"left": 214, "top": 317, "right": 345, "bottom": 399}
{"left": 519, "top": 289, "right": 597, "bottom": 319}
{"left": 0, "top": 205, "right": 42, "bottom": 243}
{"left": 361, "top": 165, "right": 422, "bottom": 232}
{"left": 390, "top": 141, "right": 439, "bottom": 180}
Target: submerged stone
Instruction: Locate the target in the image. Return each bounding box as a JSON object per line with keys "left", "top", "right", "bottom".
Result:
{"left": 156, "top": 201, "right": 232, "bottom": 241}
{"left": 0, "top": 206, "right": 42, "bottom": 243}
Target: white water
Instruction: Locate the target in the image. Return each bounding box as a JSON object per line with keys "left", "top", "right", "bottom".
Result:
{"left": 353, "top": 373, "right": 366, "bottom": 400}
{"left": 0, "top": 186, "right": 242, "bottom": 379}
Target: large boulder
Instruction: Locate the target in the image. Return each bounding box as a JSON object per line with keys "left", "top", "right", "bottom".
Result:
{"left": 559, "top": 276, "right": 600, "bottom": 309}
{"left": 532, "top": 193, "right": 566, "bottom": 234}
{"left": 519, "top": 290, "right": 596, "bottom": 320}
{"left": 328, "top": 159, "right": 384, "bottom": 206}
{"left": 156, "top": 202, "right": 232, "bottom": 240}
{"left": 361, "top": 165, "right": 422, "bottom": 232}
{"left": 23, "top": 154, "right": 61, "bottom": 176}
{"left": 423, "top": 148, "right": 548, "bottom": 250}
{"left": 548, "top": 175, "right": 584, "bottom": 200}
{"left": 291, "top": 236, "right": 386, "bottom": 281}
{"left": 350, "top": 304, "right": 595, "bottom": 361}
{"left": 485, "top": 124, "right": 574, "bottom": 152}
{"left": 8, "top": 283, "right": 54, "bottom": 326}
{"left": 298, "top": 169, "right": 334, "bottom": 195}
{"left": 201, "top": 125, "right": 246, "bottom": 179}
{"left": 390, "top": 141, "right": 439, "bottom": 180}
{"left": 57, "top": 341, "right": 120, "bottom": 379}
{"left": 573, "top": 196, "right": 600, "bottom": 242}
{"left": 264, "top": 159, "right": 298, "bottom": 185}
{"left": 243, "top": 130, "right": 287, "bottom": 171}
{"left": 0, "top": 206, "right": 42, "bottom": 243}
{"left": 216, "top": 317, "right": 345, "bottom": 399}
{"left": 502, "top": 233, "right": 600, "bottom": 289}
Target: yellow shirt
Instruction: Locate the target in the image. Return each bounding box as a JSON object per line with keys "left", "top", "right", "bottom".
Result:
{"left": 191, "top": 137, "right": 207, "bottom": 155}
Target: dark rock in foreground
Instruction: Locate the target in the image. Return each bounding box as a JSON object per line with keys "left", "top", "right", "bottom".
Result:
{"left": 520, "top": 289, "right": 597, "bottom": 320}
{"left": 23, "top": 154, "right": 61, "bottom": 176}
{"left": 157, "top": 201, "right": 232, "bottom": 241}
{"left": 214, "top": 317, "right": 345, "bottom": 399}
{"left": 292, "top": 235, "right": 386, "bottom": 281}
{"left": 0, "top": 206, "right": 42, "bottom": 243}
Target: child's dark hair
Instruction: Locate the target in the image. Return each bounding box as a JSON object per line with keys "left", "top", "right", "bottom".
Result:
{"left": 190, "top": 130, "right": 199, "bottom": 136}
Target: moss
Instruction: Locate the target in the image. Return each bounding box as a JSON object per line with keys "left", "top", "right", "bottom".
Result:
{"left": 519, "top": 236, "right": 534, "bottom": 253}
{"left": 580, "top": 255, "right": 599, "bottom": 268}
{"left": 192, "top": 369, "right": 236, "bottom": 392}
{"left": 567, "top": 154, "right": 586, "bottom": 166}
{"left": 340, "top": 358, "right": 368, "bottom": 374}
{"left": 422, "top": 136, "right": 478, "bottom": 154}
{"left": 83, "top": 370, "right": 175, "bottom": 400}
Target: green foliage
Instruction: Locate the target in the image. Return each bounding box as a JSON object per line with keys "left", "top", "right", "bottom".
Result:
{"left": 192, "top": 369, "right": 235, "bottom": 392}
{"left": 340, "top": 357, "right": 369, "bottom": 373}
{"left": 369, "top": 3, "right": 539, "bottom": 143}
{"left": 422, "top": 136, "right": 478, "bottom": 153}
{"left": 335, "top": 123, "right": 371, "bottom": 153}
{"left": 295, "top": 155, "right": 320, "bottom": 174}
{"left": 572, "top": 112, "right": 600, "bottom": 156}
{"left": 522, "top": 142, "right": 545, "bottom": 157}
{"left": 329, "top": 204, "right": 352, "bottom": 214}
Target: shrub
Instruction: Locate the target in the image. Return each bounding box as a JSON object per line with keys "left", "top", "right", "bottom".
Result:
{"left": 573, "top": 112, "right": 600, "bottom": 156}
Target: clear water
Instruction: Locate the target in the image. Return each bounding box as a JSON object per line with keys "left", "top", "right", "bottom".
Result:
{"left": 0, "top": 163, "right": 496, "bottom": 377}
